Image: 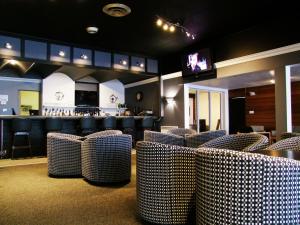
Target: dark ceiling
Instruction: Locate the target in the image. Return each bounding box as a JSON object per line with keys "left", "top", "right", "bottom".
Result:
{"left": 0, "top": 0, "right": 298, "bottom": 57}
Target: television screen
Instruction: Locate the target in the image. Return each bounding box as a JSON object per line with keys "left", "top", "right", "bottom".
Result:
{"left": 75, "top": 90, "right": 99, "bottom": 107}
{"left": 182, "top": 49, "right": 213, "bottom": 76}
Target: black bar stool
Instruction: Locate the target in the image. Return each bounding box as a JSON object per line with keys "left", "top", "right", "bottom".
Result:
{"left": 81, "top": 116, "right": 96, "bottom": 135}
{"left": 11, "top": 118, "right": 32, "bottom": 159}
{"left": 153, "top": 117, "right": 164, "bottom": 132}
{"left": 121, "top": 117, "right": 135, "bottom": 143}
{"left": 103, "top": 116, "right": 117, "bottom": 130}
{"left": 142, "top": 116, "right": 154, "bottom": 131}
{"left": 45, "top": 117, "right": 63, "bottom": 133}
{"left": 138, "top": 116, "right": 154, "bottom": 141}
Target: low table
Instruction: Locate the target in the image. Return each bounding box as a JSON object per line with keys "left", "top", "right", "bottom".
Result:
{"left": 254, "top": 149, "right": 300, "bottom": 160}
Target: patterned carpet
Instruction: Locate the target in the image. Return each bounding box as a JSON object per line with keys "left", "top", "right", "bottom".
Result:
{"left": 0, "top": 154, "right": 146, "bottom": 225}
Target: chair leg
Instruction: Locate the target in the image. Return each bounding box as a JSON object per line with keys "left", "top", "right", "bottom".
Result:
{"left": 27, "top": 134, "right": 32, "bottom": 157}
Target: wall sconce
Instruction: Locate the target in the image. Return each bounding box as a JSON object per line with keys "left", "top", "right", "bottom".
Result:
{"left": 5, "top": 42, "right": 12, "bottom": 49}
{"left": 166, "top": 97, "right": 175, "bottom": 104}
{"left": 249, "top": 91, "right": 256, "bottom": 96}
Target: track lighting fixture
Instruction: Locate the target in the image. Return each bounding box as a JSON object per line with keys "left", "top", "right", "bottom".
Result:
{"left": 155, "top": 16, "right": 195, "bottom": 40}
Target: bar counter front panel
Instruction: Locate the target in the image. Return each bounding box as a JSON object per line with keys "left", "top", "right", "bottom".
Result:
{"left": 0, "top": 116, "right": 155, "bottom": 158}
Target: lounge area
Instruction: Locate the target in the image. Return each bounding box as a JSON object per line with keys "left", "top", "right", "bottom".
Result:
{"left": 1, "top": 1, "right": 300, "bottom": 225}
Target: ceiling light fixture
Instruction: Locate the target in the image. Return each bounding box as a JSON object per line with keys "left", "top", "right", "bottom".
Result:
{"left": 81, "top": 54, "right": 88, "bottom": 60}
{"left": 136, "top": 62, "right": 144, "bottom": 68}
{"left": 163, "top": 24, "right": 169, "bottom": 31}
{"left": 86, "top": 26, "right": 99, "bottom": 34}
{"left": 120, "top": 60, "right": 127, "bottom": 65}
{"left": 156, "top": 19, "right": 163, "bottom": 27}
{"left": 7, "top": 59, "right": 17, "bottom": 65}
{"left": 58, "top": 51, "right": 65, "bottom": 57}
{"left": 5, "top": 42, "right": 12, "bottom": 49}
{"left": 155, "top": 16, "right": 196, "bottom": 40}
{"left": 102, "top": 3, "right": 131, "bottom": 17}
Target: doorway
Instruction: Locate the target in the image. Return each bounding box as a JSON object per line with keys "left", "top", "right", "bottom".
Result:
{"left": 185, "top": 85, "right": 228, "bottom": 133}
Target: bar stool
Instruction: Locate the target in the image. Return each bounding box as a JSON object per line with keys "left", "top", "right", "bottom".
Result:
{"left": 138, "top": 116, "right": 154, "bottom": 140}
{"left": 121, "top": 117, "right": 135, "bottom": 143}
{"left": 142, "top": 116, "right": 154, "bottom": 131}
{"left": 103, "top": 116, "right": 117, "bottom": 130}
{"left": 45, "top": 117, "right": 63, "bottom": 133}
{"left": 153, "top": 116, "right": 164, "bottom": 132}
{"left": 80, "top": 116, "right": 96, "bottom": 135}
{"left": 11, "top": 118, "right": 32, "bottom": 159}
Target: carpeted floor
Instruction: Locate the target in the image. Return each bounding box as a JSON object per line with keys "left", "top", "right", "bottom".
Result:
{"left": 0, "top": 154, "right": 145, "bottom": 225}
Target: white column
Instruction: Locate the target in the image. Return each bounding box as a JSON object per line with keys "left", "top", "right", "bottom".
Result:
{"left": 275, "top": 66, "right": 292, "bottom": 140}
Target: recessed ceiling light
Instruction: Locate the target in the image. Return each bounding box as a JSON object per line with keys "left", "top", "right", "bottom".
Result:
{"left": 120, "top": 60, "right": 127, "bottom": 65}
{"left": 7, "top": 59, "right": 17, "bottom": 65}
{"left": 5, "top": 42, "right": 12, "bottom": 49}
{"left": 81, "top": 54, "right": 88, "bottom": 60}
{"left": 86, "top": 26, "right": 99, "bottom": 34}
{"left": 58, "top": 51, "right": 65, "bottom": 57}
{"left": 103, "top": 3, "right": 131, "bottom": 17}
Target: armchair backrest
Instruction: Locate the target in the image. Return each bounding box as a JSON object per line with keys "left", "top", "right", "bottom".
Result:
{"left": 144, "top": 130, "right": 185, "bottom": 146}
{"left": 200, "top": 133, "right": 269, "bottom": 152}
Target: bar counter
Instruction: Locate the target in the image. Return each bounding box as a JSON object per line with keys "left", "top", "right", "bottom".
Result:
{"left": 0, "top": 115, "right": 156, "bottom": 158}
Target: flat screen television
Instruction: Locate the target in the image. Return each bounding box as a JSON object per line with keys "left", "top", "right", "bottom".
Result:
{"left": 75, "top": 90, "right": 99, "bottom": 107}
{"left": 181, "top": 48, "right": 213, "bottom": 77}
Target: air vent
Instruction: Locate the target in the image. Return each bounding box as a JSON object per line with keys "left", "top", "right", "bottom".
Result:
{"left": 102, "top": 3, "right": 131, "bottom": 17}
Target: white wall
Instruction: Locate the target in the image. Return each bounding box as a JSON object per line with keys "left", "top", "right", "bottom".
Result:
{"left": 42, "top": 72, "right": 75, "bottom": 107}
{"left": 99, "top": 79, "right": 124, "bottom": 115}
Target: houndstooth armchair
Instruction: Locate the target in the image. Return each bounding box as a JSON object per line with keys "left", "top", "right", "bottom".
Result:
{"left": 200, "top": 133, "right": 269, "bottom": 152}
{"left": 85, "top": 130, "right": 122, "bottom": 138}
{"left": 196, "top": 148, "right": 300, "bottom": 224}
{"left": 144, "top": 130, "right": 185, "bottom": 146}
{"left": 47, "top": 133, "right": 82, "bottom": 176}
{"left": 266, "top": 136, "right": 300, "bottom": 151}
{"left": 280, "top": 132, "right": 300, "bottom": 140}
{"left": 167, "top": 128, "right": 197, "bottom": 137}
{"left": 82, "top": 134, "right": 132, "bottom": 183}
{"left": 136, "top": 141, "right": 197, "bottom": 224}
{"left": 185, "top": 130, "right": 227, "bottom": 148}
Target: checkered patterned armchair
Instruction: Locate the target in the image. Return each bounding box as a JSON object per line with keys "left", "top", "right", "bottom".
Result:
{"left": 85, "top": 130, "right": 122, "bottom": 138}
{"left": 47, "top": 133, "right": 82, "bottom": 176}
{"left": 196, "top": 148, "right": 300, "bottom": 224}
{"left": 136, "top": 141, "right": 197, "bottom": 224}
{"left": 167, "top": 128, "right": 197, "bottom": 137}
{"left": 185, "top": 130, "right": 227, "bottom": 148}
{"left": 144, "top": 130, "right": 185, "bottom": 146}
{"left": 82, "top": 134, "right": 132, "bottom": 183}
{"left": 266, "top": 136, "right": 300, "bottom": 151}
{"left": 200, "top": 133, "right": 269, "bottom": 152}
{"left": 280, "top": 132, "right": 300, "bottom": 140}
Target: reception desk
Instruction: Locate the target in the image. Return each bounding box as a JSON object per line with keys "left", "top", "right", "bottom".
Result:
{"left": 0, "top": 115, "right": 157, "bottom": 159}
